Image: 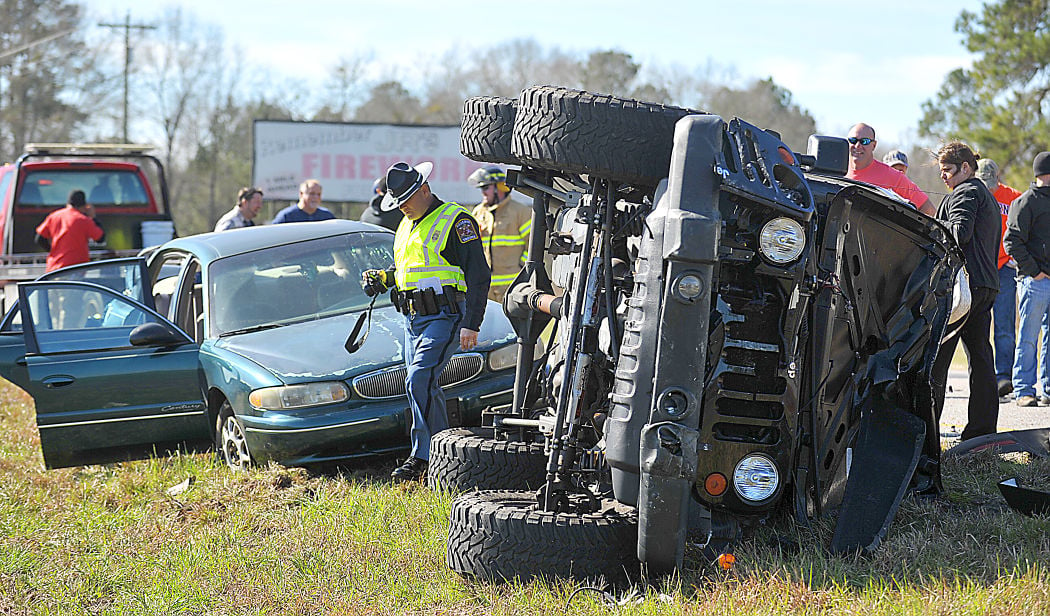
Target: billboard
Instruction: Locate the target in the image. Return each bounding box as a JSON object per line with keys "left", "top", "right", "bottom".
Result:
{"left": 252, "top": 120, "right": 489, "bottom": 205}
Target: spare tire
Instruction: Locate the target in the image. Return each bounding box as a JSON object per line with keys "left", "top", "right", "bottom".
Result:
{"left": 447, "top": 490, "right": 639, "bottom": 584}
{"left": 460, "top": 96, "right": 519, "bottom": 165}
{"left": 428, "top": 427, "right": 547, "bottom": 492}
{"left": 511, "top": 85, "right": 704, "bottom": 187}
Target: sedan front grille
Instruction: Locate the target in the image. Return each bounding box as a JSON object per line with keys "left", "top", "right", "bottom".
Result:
{"left": 352, "top": 353, "right": 484, "bottom": 399}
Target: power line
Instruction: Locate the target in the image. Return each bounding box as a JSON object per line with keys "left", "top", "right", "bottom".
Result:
{"left": 0, "top": 28, "right": 76, "bottom": 64}
{"left": 99, "top": 11, "right": 156, "bottom": 143}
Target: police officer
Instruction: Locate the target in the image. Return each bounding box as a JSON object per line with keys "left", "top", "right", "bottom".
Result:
{"left": 361, "top": 161, "right": 490, "bottom": 482}
{"left": 468, "top": 165, "right": 532, "bottom": 303}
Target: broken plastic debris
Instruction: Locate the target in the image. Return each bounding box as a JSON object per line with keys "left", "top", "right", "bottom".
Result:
{"left": 166, "top": 476, "right": 195, "bottom": 497}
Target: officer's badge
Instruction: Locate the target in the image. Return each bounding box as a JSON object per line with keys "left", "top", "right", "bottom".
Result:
{"left": 455, "top": 219, "right": 479, "bottom": 242}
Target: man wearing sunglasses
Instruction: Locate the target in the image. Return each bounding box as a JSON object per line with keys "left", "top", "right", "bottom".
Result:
{"left": 845, "top": 123, "right": 935, "bottom": 216}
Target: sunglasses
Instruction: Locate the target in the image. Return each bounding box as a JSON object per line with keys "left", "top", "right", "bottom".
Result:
{"left": 847, "top": 137, "right": 874, "bottom": 146}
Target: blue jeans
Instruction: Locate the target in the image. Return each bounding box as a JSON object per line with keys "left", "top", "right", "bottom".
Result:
{"left": 404, "top": 302, "right": 464, "bottom": 460}
{"left": 1012, "top": 276, "right": 1050, "bottom": 398}
{"left": 992, "top": 266, "right": 1016, "bottom": 382}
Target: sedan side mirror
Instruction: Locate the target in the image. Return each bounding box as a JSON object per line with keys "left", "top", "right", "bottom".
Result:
{"left": 130, "top": 322, "right": 186, "bottom": 347}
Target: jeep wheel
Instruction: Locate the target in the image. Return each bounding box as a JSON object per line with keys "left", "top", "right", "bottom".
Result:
{"left": 460, "top": 96, "right": 518, "bottom": 165}
{"left": 216, "top": 401, "right": 252, "bottom": 471}
{"left": 511, "top": 85, "right": 704, "bottom": 187}
{"left": 447, "top": 490, "right": 639, "bottom": 584}
{"left": 428, "top": 427, "right": 547, "bottom": 492}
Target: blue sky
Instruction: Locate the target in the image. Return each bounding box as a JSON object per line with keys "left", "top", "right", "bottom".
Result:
{"left": 82, "top": 0, "right": 987, "bottom": 146}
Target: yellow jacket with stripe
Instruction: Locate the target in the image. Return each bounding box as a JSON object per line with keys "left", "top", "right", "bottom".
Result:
{"left": 471, "top": 193, "right": 531, "bottom": 303}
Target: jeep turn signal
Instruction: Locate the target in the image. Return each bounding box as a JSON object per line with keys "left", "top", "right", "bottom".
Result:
{"left": 704, "top": 472, "right": 728, "bottom": 496}
{"left": 717, "top": 553, "right": 736, "bottom": 570}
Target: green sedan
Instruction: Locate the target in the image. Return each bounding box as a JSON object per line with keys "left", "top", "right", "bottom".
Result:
{"left": 0, "top": 220, "right": 517, "bottom": 469}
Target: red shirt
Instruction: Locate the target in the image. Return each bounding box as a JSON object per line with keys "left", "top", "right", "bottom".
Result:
{"left": 995, "top": 183, "right": 1023, "bottom": 269}
{"left": 846, "top": 159, "right": 930, "bottom": 209}
{"left": 35, "top": 205, "right": 104, "bottom": 272}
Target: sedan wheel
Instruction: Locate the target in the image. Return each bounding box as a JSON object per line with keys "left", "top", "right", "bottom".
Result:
{"left": 216, "top": 402, "right": 252, "bottom": 470}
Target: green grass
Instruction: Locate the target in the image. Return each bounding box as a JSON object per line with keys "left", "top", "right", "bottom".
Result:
{"left": 1, "top": 378, "right": 1049, "bottom": 615}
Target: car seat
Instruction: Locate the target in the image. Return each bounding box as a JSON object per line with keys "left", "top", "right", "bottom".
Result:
{"left": 89, "top": 181, "right": 114, "bottom": 205}
{"left": 18, "top": 183, "right": 43, "bottom": 206}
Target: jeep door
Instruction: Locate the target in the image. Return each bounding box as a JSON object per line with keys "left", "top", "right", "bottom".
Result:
{"left": 18, "top": 279, "right": 208, "bottom": 468}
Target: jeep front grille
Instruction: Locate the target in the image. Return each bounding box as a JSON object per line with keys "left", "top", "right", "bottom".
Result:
{"left": 352, "top": 353, "right": 484, "bottom": 399}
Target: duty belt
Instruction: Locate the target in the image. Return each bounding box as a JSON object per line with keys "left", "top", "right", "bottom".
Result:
{"left": 391, "top": 285, "right": 465, "bottom": 316}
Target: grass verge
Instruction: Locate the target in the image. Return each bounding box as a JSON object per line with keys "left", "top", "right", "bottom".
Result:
{"left": 0, "top": 378, "right": 1048, "bottom": 614}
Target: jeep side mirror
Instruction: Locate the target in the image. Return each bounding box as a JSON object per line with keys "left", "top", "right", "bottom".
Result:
{"left": 129, "top": 321, "right": 186, "bottom": 347}
{"left": 798, "top": 135, "right": 849, "bottom": 176}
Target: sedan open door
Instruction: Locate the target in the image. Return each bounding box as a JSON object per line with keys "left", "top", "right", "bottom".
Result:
{"left": 18, "top": 280, "right": 209, "bottom": 468}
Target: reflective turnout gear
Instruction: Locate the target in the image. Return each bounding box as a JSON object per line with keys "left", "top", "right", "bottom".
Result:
{"left": 471, "top": 194, "right": 531, "bottom": 303}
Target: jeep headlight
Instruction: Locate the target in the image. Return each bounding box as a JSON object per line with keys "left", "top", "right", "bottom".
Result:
{"left": 732, "top": 454, "right": 779, "bottom": 502}
{"left": 487, "top": 344, "right": 518, "bottom": 372}
{"left": 759, "top": 217, "right": 805, "bottom": 264}
{"left": 249, "top": 382, "right": 349, "bottom": 410}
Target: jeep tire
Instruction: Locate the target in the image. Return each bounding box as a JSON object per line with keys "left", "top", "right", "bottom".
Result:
{"left": 447, "top": 490, "right": 639, "bottom": 584}
{"left": 460, "top": 96, "right": 519, "bottom": 165}
{"left": 511, "top": 85, "right": 704, "bottom": 187}
{"left": 427, "top": 427, "right": 546, "bottom": 492}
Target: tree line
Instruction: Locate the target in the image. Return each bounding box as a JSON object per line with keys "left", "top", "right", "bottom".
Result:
{"left": 0, "top": 0, "right": 1043, "bottom": 234}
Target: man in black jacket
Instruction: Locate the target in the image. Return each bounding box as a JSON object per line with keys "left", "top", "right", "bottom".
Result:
{"left": 359, "top": 176, "right": 403, "bottom": 231}
{"left": 931, "top": 142, "right": 1001, "bottom": 441}
{"left": 1003, "top": 151, "right": 1050, "bottom": 407}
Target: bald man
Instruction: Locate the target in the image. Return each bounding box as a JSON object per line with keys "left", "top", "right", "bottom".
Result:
{"left": 846, "top": 123, "right": 934, "bottom": 216}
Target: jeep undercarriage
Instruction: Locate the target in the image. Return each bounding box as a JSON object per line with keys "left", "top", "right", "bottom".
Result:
{"left": 437, "top": 86, "right": 964, "bottom": 583}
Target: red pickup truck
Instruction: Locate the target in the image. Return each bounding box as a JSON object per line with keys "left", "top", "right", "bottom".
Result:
{"left": 0, "top": 143, "right": 176, "bottom": 308}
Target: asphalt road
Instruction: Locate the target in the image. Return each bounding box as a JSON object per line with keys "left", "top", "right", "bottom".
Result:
{"left": 940, "top": 369, "right": 1049, "bottom": 442}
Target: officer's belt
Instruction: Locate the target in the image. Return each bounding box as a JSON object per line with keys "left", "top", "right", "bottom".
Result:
{"left": 391, "top": 285, "right": 465, "bottom": 316}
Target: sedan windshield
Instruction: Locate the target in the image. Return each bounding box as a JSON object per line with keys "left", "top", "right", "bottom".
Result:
{"left": 208, "top": 232, "right": 394, "bottom": 336}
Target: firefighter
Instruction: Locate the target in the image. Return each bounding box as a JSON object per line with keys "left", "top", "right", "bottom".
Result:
{"left": 467, "top": 165, "right": 531, "bottom": 304}
{"left": 361, "top": 161, "right": 490, "bottom": 482}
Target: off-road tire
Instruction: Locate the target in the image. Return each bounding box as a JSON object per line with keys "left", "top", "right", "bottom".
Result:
{"left": 427, "top": 428, "right": 547, "bottom": 492}
{"left": 511, "top": 85, "right": 704, "bottom": 187}
{"left": 447, "top": 490, "right": 639, "bottom": 584}
{"left": 460, "top": 96, "right": 518, "bottom": 165}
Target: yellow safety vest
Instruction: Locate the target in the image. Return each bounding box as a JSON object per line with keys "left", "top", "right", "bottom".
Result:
{"left": 394, "top": 201, "right": 470, "bottom": 292}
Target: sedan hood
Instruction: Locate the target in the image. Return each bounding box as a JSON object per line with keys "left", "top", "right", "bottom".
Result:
{"left": 213, "top": 302, "right": 516, "bottom": 383}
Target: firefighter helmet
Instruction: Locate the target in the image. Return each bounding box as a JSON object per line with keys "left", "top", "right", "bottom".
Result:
{"left": 467, "top": 165, "right": 508, "bottom": 191}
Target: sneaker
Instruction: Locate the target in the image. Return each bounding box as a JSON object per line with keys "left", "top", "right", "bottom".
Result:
{"left": 1041, "top": 396, "right": 1050, "bottom": 406}
{"left": 1017, "top": 395, "right": 1039, "bottom": 407}
{"left": 391, "top": 457, "right": 428, "bottom": 482}
{"left": 998, "top": 379, "right": 1013, "bottom": 396}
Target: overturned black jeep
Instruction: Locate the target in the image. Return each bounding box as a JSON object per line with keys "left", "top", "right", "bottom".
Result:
{"left": 437, "top": 86, "right": 964, "bottom": 582}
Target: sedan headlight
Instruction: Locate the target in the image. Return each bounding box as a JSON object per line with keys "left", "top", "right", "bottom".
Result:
{"left": 732, "top": 454, "right": 779, "bottom": 502}
{"left": 487, "top": 344, "right": 518, "bottom": 372}
{"left": 759, "top": 217, "right": 805, "bottom": 264}
{"left": 249, "top": 382, "right": 349, "bottom": 410}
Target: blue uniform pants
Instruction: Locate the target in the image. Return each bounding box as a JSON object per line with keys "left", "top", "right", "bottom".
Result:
{"left": 404, "top": 301, "right": 464, "bottom": 460}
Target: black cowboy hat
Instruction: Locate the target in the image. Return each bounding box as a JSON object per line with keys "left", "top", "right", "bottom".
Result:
{"left": 380, "top": 161, "right": 433, "bottom": 211}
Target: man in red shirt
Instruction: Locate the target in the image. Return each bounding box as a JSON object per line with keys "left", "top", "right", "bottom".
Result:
{"left": 845, "top": 123, "right": 935, "bottom": 217}
{"left": 977, "top": 159, "right": 1024, "bottom": 397}
{"left": 35, "top": 189, "right": 105, "bottom": 272}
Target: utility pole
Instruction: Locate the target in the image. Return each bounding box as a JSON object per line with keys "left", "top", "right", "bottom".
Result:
{"left": 99, "top": 11, "right": 155, "bottom": 143}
